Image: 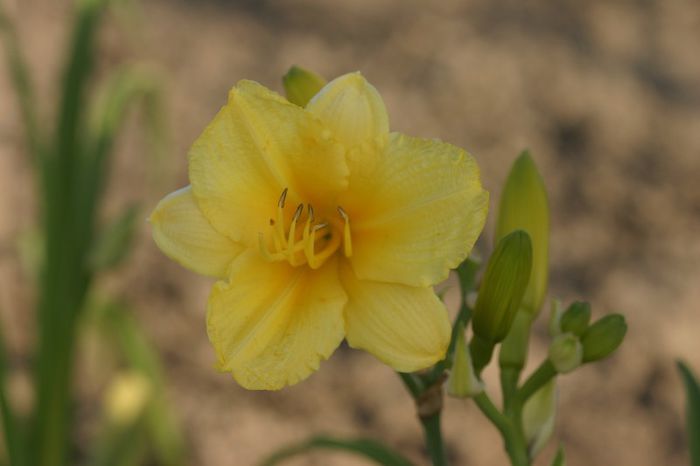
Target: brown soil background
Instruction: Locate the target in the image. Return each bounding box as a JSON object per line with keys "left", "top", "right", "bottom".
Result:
{"left": 1, "top": 0, "right": 700, "bottom": 465}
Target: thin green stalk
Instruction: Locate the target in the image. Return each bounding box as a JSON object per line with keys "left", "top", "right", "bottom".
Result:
{"left": 398, "top": 372, "right": 423, "bottom": 399}
{"left": 500, "top": 367, "right": 520, "bottom": 416}
{"left": 420, "top": 413, "right": 447, "bottom": 466}
{"left": 517, "top": 360, "right": 556, "bottom": 405}
{"left": 473, "top": 393, "right": 529, "bottom": 466}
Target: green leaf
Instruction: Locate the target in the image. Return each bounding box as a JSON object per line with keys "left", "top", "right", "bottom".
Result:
{"left": 260, "top": 436, "right": 415, "bottom": 466}
{"left": 88, "top": 205, "right": 140, "bottom": 271}
{"left": 0, "top": 315, "right": 24, "bottom": 466}
{"left": 678, "top": 361, "right": 700, "bottom": 466}
{"left": 550, "top": 445, "right": 566, "bottom": 466}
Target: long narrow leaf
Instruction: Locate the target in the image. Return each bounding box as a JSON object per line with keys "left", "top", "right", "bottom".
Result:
{"left": 0, "top": 316, "right": 22, "bottom": 466}
{"left": 678, "top": 361, "right": 700, "bottom": 466}
{"left": 260, "top": 436, "right": 416, "bottom": 466}
{"left": 0, "top": 0, "right": 42, "bottom": 164}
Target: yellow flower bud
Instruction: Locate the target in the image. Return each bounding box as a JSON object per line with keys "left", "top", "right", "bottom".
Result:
{"left": 103, "top": 371, "right": 151, "bottom": 426}
{"left": 282, "top": 65, "right": 326, "bottom": 107}
{"left": 447, "top": 322, "right": 484, "bottom": 398}
{"left": 495, "top": 151, "right": 549, "bottom": 317}
{"left": 473, "top": 230, "right": 532, "bottom": 344}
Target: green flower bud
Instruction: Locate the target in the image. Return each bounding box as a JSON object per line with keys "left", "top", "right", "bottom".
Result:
{"left": 472, "top": 230, "right": 533, "bottom": 344}
{"left": 548, "top": 333, "right": 582, "bottom": 374}
{"left": 581, "top": 314, "right": 627, "bottom": 363}
{"left": 447, "top": 322, "right": 484, "bottom": 398}
{"left": 560, "top": 301, "right": 591, "bottom": 336}
{"left": 495, "top": 151, "right": 549, "bottom": 317}
{"left": 282, "top": 65, "right": 326, "bottom": 107}
{"left": 523, "top": 378, "right": 557, "bottom": 458}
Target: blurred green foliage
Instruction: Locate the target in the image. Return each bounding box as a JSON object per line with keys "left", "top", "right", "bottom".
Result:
{"left": 0, "top": 1, "right": 182, "bottom": 465}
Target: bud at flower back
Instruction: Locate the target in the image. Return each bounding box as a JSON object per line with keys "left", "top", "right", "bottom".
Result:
{"left": 447, "top": 321, "right": 485, "bottom": 398}
{"left": 523, "top": 378, "right": 557, "bottom": 457}
{"left": 560, "top": 301, "right": 591, "bottom": 336}
{"left": 581, "top": 314, "right": 627, "bottom": 363}
{"left": 548, "top": 333, "right": 583, "bottom": 374}
{"left": 473, "top": 230, "right": 533, "bottom": 344}
{"left": 283, "top": 66, "right": 327, "bottom": 107}
{"left": 495, "top": 152, "right": 549, "bottom": 317}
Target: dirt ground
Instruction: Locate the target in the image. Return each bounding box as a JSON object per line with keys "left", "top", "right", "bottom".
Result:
{"left": 1, "top": 0, "right": 700, "bottom": 465}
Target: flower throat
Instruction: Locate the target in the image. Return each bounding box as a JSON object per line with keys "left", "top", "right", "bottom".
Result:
{"left": 258, "top": 188, "right": 352, "bottom": 269}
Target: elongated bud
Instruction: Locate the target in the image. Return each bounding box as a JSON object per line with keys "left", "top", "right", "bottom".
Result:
{"left": 282, "top": 66, "right": 326, "bottom": 107}
{"left": 495, "top": 151, "right": 549, "bottom": 317}
{"left": 447, "top": 321, "right": 484, "bottom": 398}
{"left": 581, "top": 314, "right": 627, "bottom": 363}
{"left": 472, "top": 230, "right": 533, "bottom": 344}
{"left": 523, "top": 378, "right": 557, "bottom": 458}
{"left": 548, "top": 333, "right": 582, "bottom": 374}
{"left": 560, "top": 301, "right": 591, "bottom": 336}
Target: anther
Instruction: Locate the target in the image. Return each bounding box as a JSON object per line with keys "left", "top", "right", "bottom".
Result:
{"left": 278, "top": 187, "right": 288, "bottom": 208}
{"left": 293, "top": 203, "right": 304, "bottom": 221}
{"left": 337, "top": 206, "right": 348, "bottom": 220}
{"left": 307, "top": 204, "right": 315, "bottom": 222}
{"left": 313, "top": 223, "right": 328, "bottom": 232}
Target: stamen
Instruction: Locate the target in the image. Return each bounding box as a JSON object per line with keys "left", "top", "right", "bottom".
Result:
{"left": 307, "top": 204, "right": 315, "bottom": 222}
{"left": 286, "top": 204, "right": 304, "bottom": 264}
{"left": 278, "top": 187, "right": 288, "bottom": 208}
{"left": 259, "top": 232, "right": 284, "bottom": 262}
{"left": 337, "top": 206, "right": 353, "bottom": 257}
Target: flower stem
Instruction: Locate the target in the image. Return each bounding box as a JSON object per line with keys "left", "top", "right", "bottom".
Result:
{"left": 473, "top": 393, "right": 530, "bottom": 466}
{"left": 517, "top": 360, "right": 556, "bottom": 404}
{"left": 421, "top": 412, "right": 447, "bottom": 466}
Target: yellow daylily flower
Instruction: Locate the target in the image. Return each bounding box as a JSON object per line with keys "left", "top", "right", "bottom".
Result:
{"left": 150, "top": 72, "right": 489, "bottom": 390}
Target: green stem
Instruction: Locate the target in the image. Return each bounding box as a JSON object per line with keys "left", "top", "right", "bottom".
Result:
{"left": 398, "top": 372, "right": 423, "bottom": 399}
{"left": 473, "top": 393, "right": 530, "bottom": 466}
{"left": 517, "top": 360, "right": 556, "bottom": 405}
{"left": 420, "top": 413, "right": 447, "bottom": 466}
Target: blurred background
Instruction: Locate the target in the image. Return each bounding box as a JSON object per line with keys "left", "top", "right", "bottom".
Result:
{"left": 1, "top": 0, "right": 699, "bottom": 465}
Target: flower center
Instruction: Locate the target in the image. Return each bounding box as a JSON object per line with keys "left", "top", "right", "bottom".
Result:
{"left": 258, "top": 188, "right": 352, "bottom": 269}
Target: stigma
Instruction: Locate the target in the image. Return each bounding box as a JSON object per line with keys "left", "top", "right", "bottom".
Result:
{"left": 258, "top": 188, "right": 352, "bottom": 269}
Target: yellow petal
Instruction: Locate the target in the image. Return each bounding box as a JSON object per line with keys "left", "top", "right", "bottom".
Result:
{"left": 207, "top": 250, "right": 347, "bottom": 390}
{"left": 306, "top": 72, "right": 389, "bottom": 151}
{"left": 149, "top": 186, "right": 243, "bottom": 278}
{"left": 343, "top": 133, "right": 489, "bottom": 287}
{"left": 189, "top": 80, "right": 349, "bottom": 247}
{"left": 341, "top": 264, "right": 450, "bottom": 372}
